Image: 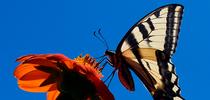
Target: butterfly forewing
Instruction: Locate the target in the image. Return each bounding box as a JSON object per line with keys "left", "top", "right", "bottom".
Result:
{"left": 115, "top": 4, "right": 184, "bottom": 100}
{"left": 117, "top": 4, "right": 183, "bottom": 57}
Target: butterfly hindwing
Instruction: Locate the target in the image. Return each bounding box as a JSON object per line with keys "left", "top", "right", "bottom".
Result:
{"left": 118, "top": 60, "right": 135, "bottom": 91}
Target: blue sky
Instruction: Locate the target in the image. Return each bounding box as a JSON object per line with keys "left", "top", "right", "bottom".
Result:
{"left": 0, "top": 0, "right": 209, "bottom": 100}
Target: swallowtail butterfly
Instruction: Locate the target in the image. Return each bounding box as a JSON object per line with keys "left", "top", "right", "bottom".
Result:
{"left": 105, "top": 4, "right": 184, "bottom": 100}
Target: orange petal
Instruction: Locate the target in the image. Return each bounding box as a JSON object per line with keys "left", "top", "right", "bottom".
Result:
{"left": 14, "top": 63, "right": 59, "bottom": 92}
{"left": 18, "top": 82, "right": 57, "bottom": 92}
{"left": 22, "top": 58, "right": 59, "bottom": 70}
{"left": 47, "top": 90, "right": 60, "bottom": 100}
{"left": 63, "top": 60, "right": 74, "bottom": 70}
{"left": 18, "top": 69, "right": 50, "bottom": 81}
{"left": 16, "top": 54, "right": 36, "bottom": 62}
{"left": 14, "top": 64, "right": 38, "bottom": 79}
{"left": 47, "top": 54, "right": 70, "bottom": 61}
{"left": 16, "top": 54, "right": 69, "bottom": 62}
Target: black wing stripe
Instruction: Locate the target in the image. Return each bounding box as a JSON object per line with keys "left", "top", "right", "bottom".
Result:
{"left": 146, "top": 18, "right": 155, "bottom": 31}
{"left": 125, "top": 34, "right": 156, "bottom": 89}
{"left": 125, "top": 31, "right": 140, "bottom": 47}
{"left": 154, "top": 9, "right": 160, "bottom": 17}
{"left": 164, "top": 5, "right": 181, "bottom": 56}
{"left": 138, "top": 24, "right": 149, "bottom": 39}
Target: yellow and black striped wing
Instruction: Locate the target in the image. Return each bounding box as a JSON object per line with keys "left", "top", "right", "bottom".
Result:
{"left": 117, "top": 4, "right": 183, "bottom": 56}
{"left": 116, "top": 4, "right": 184, "bottom": 100}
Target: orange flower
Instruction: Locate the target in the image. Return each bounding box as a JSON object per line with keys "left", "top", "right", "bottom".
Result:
{"left": 14, "top": 54, "right": 114, "bottom": 100}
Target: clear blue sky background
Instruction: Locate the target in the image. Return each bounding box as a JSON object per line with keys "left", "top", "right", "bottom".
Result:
{"left": 0, "top": 0, "right": 209, "bottom": 100}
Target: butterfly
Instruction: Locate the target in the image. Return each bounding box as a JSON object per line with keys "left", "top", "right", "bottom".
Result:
{"left": 104, "top": 4, "right": 184, "bottom": 100}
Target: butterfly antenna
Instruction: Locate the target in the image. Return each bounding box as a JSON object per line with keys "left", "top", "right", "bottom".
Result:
{"left": 98, "top": 29, "right": 109, "bottom": 50}
{"left": 93, "top": 30, "right": 104, "bottom": 43}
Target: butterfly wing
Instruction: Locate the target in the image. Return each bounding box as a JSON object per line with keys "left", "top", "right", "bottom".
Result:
{"left": 116, "top": 4, "right": 184, "bottom": 99}
{"left": 118, "top": 59, "right": 135, "bottom": 91}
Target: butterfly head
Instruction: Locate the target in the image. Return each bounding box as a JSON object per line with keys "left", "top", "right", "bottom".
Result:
{"left": 105, "top": 50, "right": 115, "bottom": 56}
{"left": 105, "top": 50, "right": 117, "bottom": 65}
